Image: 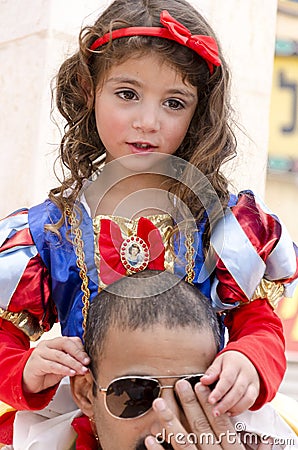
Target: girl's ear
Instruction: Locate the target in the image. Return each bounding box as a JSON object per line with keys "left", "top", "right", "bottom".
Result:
{"left": 70, "top": 372, "right": 94, "bottom": 418}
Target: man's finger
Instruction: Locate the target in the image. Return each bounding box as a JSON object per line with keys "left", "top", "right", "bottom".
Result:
{"left": 151, "top": 398, "right": 197, "bottom": 450}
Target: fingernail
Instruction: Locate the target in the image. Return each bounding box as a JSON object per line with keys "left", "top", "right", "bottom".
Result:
{"left": 81, "top": 366, "right": 88, "bottom": 373}
{"left": 83, "top": 357, "right": 90, "bottom": 364}
{"left": 213, "top": 409, "right": 220, "bottom": 417}
{"left": 145, "top": 436, "right": 156, "bottom": 447}
{"left": 154, "top": 398, "right": 166, "bottom": 411}
{"left": 196, "top": 383, "right": 208, "bottom": 393}
{"left": 176, "top": 379, "right": 189, "bottom": 393}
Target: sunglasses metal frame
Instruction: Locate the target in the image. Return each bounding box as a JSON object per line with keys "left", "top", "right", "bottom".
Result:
{"left": 89, "top": 371, "right": 205, "bottom": 420}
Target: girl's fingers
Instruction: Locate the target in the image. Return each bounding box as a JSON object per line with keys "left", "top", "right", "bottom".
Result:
{"left": 194, "top": 383, "right": 246, "bottom": 450}
{"left": 34, "top": 349, "right": 89, "bottom": 375}
{"left": 34, "top": 337, "right": 90, "bottom": 373}
{"left": 46, "top": 337, "right": 90, "bottom": 365}
{"left": 208, "top": 369, "right": 237, "bottom": 406}
{"left": 40, "top": 352, "right": 89, "bottom": 375}
{"left": 222, "top": 384, "right": 258, "bottom": 417}
{"left": 36, "top": 360, "right": 77, "bottom": 377}
{"left": 212, "top": 380, "right": 258, "bottom": 417}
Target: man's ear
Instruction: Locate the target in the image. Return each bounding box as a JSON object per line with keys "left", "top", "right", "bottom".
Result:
{"left": 70, "top": 372, "right": 94, "bottom": 418}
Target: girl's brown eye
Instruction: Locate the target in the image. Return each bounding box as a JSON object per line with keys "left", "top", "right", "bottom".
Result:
{"left": 165, "top": 99, "right": 184, "bottom": 110}
{"left": 117, "top": 90, "right": 138, "bottom": 101}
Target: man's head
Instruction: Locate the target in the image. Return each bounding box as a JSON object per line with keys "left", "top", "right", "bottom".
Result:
{"left": 71, "top": 270, "right": 220, "bottom": 450}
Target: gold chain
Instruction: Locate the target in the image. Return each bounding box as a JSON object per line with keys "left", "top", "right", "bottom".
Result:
{"left": 65, "top": 204, "right": 90, "bottom": 335}
{"left": 185, "top": 231, "right": 195, "bottom": 285}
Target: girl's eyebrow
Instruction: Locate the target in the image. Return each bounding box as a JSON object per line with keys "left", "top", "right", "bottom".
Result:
{"left": 166, "top": 88, "right": 197, "bottom": 100}
{"left": 106, "top": 76, "right": 197, "bottom": 99}
{"left": 106, "top": 76, "right": 142, "bottom": 87}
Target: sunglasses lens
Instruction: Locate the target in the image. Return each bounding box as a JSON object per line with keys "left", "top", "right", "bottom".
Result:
{"left": 185, "top": 374, "right": 204, "bottom": 389}
{"left": 106, "top": 378, "right": 160, "bottom": 418}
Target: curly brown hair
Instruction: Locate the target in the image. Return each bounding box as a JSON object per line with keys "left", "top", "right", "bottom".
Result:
{"left": 49, "top": 0, "right": 237, "bottom": 247}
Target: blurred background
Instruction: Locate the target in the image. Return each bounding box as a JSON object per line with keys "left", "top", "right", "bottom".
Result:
{"left": 0, "top": 0, "right": 297, "bottom": 400}
{"left": 265, "top": 0, "right": 298, "bottom": 401}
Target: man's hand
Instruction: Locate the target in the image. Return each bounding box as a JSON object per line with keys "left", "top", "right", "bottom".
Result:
{"left": 23, "top": 336, "right": 90, "bottom": 393}
{"left": 144, "top": 379, "right": 271, "bottom": 449}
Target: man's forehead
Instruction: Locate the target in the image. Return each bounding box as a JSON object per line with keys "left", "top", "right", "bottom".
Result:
{"left": 97, "top": 324, "right": 217, "bottom": 380}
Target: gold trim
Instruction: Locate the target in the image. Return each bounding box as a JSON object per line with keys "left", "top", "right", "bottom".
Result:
{"left": 93, "top": 214, "right": 175, "bottom": 290}
{"left": 185, "top": 231, "right": 195, "bottom": 285}
{"left": 251, "top": 278, "right": 285, "bottom": 309}
{"left": 65, "top": 205, "right": 90, "bottom": 335}
{"left": 0, "top": 308, "right": 43, "bottom": 342}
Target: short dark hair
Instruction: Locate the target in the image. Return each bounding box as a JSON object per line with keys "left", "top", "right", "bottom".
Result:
{"left": 84, "top": 270, "right": 220, "bottom": 377}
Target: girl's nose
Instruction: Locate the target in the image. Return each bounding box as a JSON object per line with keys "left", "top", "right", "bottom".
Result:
{"left": 132, "top": 104, "right": 161, "bottom": 133}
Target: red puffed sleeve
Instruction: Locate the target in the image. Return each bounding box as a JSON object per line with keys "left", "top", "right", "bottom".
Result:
{"left": 219, "top": 299, "right": 286, "bottom": 409}
{"left": 0, "top": 320, "right": 58, "bottom": 410}
{"left": 212, "top": 192, "right": 298, "bottom": 308}
{"left": 0, "top": 209, "right": 58, "bottom": 410}
{"left": 210, "top": 191, "right": 298, "bottom": 408}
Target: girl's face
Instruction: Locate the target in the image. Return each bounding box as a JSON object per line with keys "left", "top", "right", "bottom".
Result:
{"left": 94, "top": 53, "right": 198, "bottom": 170}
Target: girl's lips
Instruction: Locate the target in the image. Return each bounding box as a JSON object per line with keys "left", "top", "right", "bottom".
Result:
{"left": 128, "top": 143, "right": 157, "bottom": 154}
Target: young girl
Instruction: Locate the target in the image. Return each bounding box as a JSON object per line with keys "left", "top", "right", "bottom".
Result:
{"left": 0, "top": 0, "right": 297, "bottom": 444}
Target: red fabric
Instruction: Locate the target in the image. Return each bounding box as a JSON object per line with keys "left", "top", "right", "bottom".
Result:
{"left": 0, "top": 410, "right": 16, "bottom": 445}
{"left": 0, "top": 227, "right": 33, "bottom": 252}
{"left": 216, "top": 193, "right": 282, "bottom": 305}
{"left": 99, "top": 217, "right": 165, "bottom": 285}
{"left": 7, "top": 254, "right": 56, "bottom": 332}
{"left": 0, "top": 219, "right": 57, "bottom": 331}
{"left": 0, "top": 319, "right": 58, "bottom": 410}
{"left": 221, "top": 299, "right": 286, "bottom": 409}
{"left": 90, "top": 11, "right": 221, "bottom": 74}
{"left": 72, "top": 415, "right": 99, "bottom": 450}
{"left": 215, "top": 192, "right": 293, "bottom": 407}
{"left": 99, "top": 219, "right": 126, "bottom": 284}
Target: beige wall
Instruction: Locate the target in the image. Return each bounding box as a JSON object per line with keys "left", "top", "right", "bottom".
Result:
{"left": 266, "top": 175, "right": 298, "bottom": 243}
{"left": 265, "top": 2, "right": 298, "bottom": 244}
{"left": 0, "top": 0, "right": 278, "bottom": 217}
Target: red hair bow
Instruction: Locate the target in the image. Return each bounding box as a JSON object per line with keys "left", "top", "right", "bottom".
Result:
{"left": 99, "top": 217, "right": 165, "bottom": 285}
{"left": 89, "top": 10, "right": 221, "bottom": 75}
{"left": 160, "top": 11, "right": 220, "bottom": 74}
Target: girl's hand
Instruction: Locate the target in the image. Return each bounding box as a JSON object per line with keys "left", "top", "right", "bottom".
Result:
{"left": 200, "top": 350, "right": 260, "bottom": 416}
{"left": 145, "top": 381, "right": 259, "bottom": 449}
{"left": 23, "top": 337, "right": 90, "bottom": 393}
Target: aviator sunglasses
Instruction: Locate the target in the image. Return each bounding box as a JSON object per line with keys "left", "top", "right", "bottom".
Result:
{"left": 90, "top": 372, "right": 209, "bottom": 419}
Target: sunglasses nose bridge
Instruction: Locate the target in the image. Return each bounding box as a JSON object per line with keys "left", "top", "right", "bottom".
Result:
{"left": 158, "top": 384, "right": 182, "bottom": 418}
{"left": 159, "top": 384, "right": 176, "bottom": 391}
{"left": 158, "top": 384, "right": 176, "bottom": 400}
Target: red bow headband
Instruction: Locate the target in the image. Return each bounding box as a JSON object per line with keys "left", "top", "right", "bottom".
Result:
{"left": 89, "top": 10, "right": 221, "bottom": 75}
